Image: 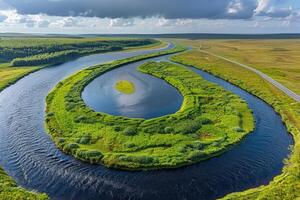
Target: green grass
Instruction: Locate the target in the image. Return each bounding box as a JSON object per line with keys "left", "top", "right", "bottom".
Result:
{"left": 171, "top": 40, "right": 300, "bottom": 199}
{"left": 0, "top": 167, "right": 49, "bottom": 200}
{"left": 45, "top": 45, "right": 254, "bottom": 170}
{"left": 115, "top": 80, "right": 135, "bottom": 94}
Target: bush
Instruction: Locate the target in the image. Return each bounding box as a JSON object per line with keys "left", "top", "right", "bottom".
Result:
{"left": 234, "top": 126, "right": 244, "bottom": 132}
{"left": 164, "top": 126, "right": 174, "bottom": 133}
{"left": 124, "top": 127, "right": 137, "bottom": 136}
{"left": 175, "top": 120, "right": 201, "bottom": 134}
{"left": 76, "top": 136, "right": 91, "bottom": 144}
{"left": 188, "top": 151, "right": 206, "bottom": 161}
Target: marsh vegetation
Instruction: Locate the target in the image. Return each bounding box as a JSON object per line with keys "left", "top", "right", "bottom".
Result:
{"left": 45, "top": 45, "right": 253, "bottom": 170}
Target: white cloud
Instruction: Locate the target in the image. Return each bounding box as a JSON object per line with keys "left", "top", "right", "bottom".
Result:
{"left": 109, "top": 18, "right": 135, "bottom": 27}
{"left": 157, "top": 18, "right": 195, "bottom": 27}
{"left": 255, "top": 0, "right": 272, "bottom": 13}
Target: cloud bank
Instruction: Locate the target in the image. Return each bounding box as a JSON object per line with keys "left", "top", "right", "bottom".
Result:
{"left": 4, "top": 0, "right": 258, "bottom": 19}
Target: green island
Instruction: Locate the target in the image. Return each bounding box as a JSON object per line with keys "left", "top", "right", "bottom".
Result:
{"left": 171, "top": 39, "right": 300, "bottom": 200}
{"left": 0, "top": 167, "right": 48, "bottom": 200}
{"left": 45, "top": 45, "right": 254, "bottom": 170}
{"left": 0, "top": 37, "right": 160, "bottom": 92}
{"left": 115, "top": 80, "right": 136, "bottom": 94}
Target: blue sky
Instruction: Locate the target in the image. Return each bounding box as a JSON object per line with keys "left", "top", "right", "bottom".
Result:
{"left": 0, "top": 0, "right": 299, "bottom": 34}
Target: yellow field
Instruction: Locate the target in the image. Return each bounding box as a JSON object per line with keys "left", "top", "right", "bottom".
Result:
{"left": 176, "top": 39, "right": 300, "bottom": 95}
{"left": 0, "top": 67, "right": 39, "bottom": 91}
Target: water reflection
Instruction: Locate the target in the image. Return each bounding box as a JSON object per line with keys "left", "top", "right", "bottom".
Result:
{"left": 82, "top": 60, "right": 183, "bottom": 119}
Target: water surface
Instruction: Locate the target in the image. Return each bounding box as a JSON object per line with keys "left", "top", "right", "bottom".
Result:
{"left": 82, "top": 58, "right": 183, "bottom": 119}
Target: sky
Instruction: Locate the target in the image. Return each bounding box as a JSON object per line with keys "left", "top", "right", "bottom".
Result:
{"left": 0, "top": 0, "right": 299, "bottom": 34}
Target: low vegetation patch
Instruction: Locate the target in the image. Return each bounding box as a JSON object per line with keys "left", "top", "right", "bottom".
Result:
{"left": 45, "top": 45, "right": 253, "bottom": 170}
{"left": 0, "top": 167, "right": 48, "bottom": 200}
{"left": 115, "top": 80, "right": 135, "bottom": 94}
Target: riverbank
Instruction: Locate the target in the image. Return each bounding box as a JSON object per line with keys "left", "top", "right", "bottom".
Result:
{"left": 0, "top": 167, "right": 48, "bottom": 200}
{"left": 171, "top": 46, "right": 300, "bottom": 199}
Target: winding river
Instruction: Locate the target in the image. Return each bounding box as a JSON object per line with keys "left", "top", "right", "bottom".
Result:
{"left": 0, "top": 44, "right": 293, "bottom": 200}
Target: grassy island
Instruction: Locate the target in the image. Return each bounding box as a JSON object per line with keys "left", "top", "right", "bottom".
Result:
{"left": 0, "top": 167, "right": 48, "bottom": 200}
{"left": 115, "top": 80, "right": 135, "bottom": 94}
{"left": 45, "top": 45, "right": 254, "bottom": 170}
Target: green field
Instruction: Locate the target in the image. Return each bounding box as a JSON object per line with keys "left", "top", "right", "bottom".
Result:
{"left": 0, "top": 37, "right": 160, "bottom": 92}
{"left": 172, "top": 39, "right": 300, "bottom": 200}
{"left": 0, "top": 167, "right": 48, "bottom": 200}
{"left": 45, "top": 45, "right": 253, "bottom": 170}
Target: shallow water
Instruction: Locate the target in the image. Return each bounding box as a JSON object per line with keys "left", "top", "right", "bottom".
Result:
{"left": 0, "top": 44, "right": 293, "bottom": 200}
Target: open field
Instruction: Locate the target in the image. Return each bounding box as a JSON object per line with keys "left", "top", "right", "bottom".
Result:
{"left": 0, "top": 37, "right": 160, "bottom": 92}
{"left": 172, "top": 39, "right": 300, "bottom": 199}
{"left": 0, "top": 66, "right": 40, "bottom": 90}
{"left": 177, "top": 39, "right": 300, "bottom": 95}
{"left": 45, "top": 45, "right": 254, "bottom": 170}
{"left": 0, "top": 167, "right": 48, "bottom": 200}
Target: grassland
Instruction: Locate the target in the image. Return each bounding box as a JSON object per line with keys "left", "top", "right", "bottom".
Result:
{"left": 115, "top": 80, "right": 135, "bottom": 94}
{"left": 0, "top": 37, "right": 160, "bottom": 92}
{"left": 171, "top": 39, "right": 300, "bottom": 199}
{"left": 182, "top": 39, "right": 300, "bottom": 95}
{"left": 0, "top": 167, "right": 48, "bottom": 200}
{"left": 45, "top": 44, "right": 253, "bottom": 170}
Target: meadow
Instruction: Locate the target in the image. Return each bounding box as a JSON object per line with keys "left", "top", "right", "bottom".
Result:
{"left": 171, "top": 39, "right": 300, "bottom": 200}
{"left": 180, "top": 39, "right": 300, "bottom": 95}
{"left": 0, "top": 37, "right": 159, "bottom": 92}
{"left": 45, "top": 45, "right": 253, "bottom": 170}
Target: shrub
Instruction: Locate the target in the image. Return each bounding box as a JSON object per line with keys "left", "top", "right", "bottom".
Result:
{"left": 123, "top": 127, "right": 137, "bottom": 136}
{"left": 234, "top": 126, "right": 244, "bottom": 132}
{"left": 175, "top": 120, "right": 201, "bottom": 134}
{"left": 76, "top": 136, "right": 91, "bottom": 144}
{"left": 164, "top": 126, "right": 174, "bottom": 133}
{"left": 188, "top": 151, "right": 206, "bottom": 161}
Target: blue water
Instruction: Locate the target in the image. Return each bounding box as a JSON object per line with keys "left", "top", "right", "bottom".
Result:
{"left": 82, "top": 59, "right": 183, "bottom": 119}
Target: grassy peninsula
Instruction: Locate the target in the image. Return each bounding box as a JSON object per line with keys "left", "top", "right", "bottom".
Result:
{"left": 45, "top": 45, "right": 253, "bottom": 170}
